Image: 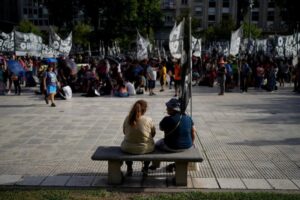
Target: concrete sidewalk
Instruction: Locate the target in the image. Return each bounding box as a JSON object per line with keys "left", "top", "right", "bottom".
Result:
{"left": 0, "top": 85, "right": 299, "bottom": 191}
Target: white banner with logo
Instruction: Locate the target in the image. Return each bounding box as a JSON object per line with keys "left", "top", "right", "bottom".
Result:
{"left": 229, "top": 27, "right": 242, "bottom": 56}
{"left": 49, "top": 29, "right": 72, "bottom": 56}
{"left": 14, "top": 31, "right": 43, "bottom": 56}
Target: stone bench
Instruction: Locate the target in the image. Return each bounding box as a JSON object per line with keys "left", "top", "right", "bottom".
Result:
{"left": 91, "top": 146, "right": 203, "bottom": 186}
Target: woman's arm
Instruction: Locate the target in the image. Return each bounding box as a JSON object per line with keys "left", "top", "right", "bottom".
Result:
{"left": 191, "top": 125, "right": 196, "bottom": 145}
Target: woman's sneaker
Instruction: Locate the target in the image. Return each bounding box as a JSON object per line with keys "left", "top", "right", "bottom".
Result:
{"left": 44, "top": 96, "right": 49, "bottom": 104}
{"left": 51, "top": 103, "right": 56, "bottom": 107}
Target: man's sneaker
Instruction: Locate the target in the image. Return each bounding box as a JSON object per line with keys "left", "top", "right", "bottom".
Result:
{"left": 51, "top": 103, "right": 56, "bottom": 107}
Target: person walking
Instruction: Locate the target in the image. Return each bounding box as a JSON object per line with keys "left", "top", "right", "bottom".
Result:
{"left": 43, "top": 64, "right": 58, "bottom": 107}
{"left": 217, "top": 58, "right": 227, "bottom": 95}
{"left": 146, "top": 60, "right": 156, "bottom": 96}
{"left": 240, "top": 59, "right": 251, "bottom": 93}
{"left": 121, "top": 100, "right": 156, "bottom": 176}
{"left": 159, "top": 60, "right": 167, "bottom": 92}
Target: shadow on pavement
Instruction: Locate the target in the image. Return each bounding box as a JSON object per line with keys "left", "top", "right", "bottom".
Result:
{"left": 228, "top": 137, "right": 300, "bottom": 146}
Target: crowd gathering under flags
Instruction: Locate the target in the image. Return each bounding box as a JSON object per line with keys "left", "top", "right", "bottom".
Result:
{"left": 0, "top": 24, "right": 300, "bottom": 106}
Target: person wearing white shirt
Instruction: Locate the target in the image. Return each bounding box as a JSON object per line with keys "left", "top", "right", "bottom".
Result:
{"left": 125, "top": 80, "right": 136, "bottom": 95}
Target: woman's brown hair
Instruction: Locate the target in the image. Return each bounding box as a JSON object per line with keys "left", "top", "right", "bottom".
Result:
{"left": 128, "top": 100, "right": 147, "bottom": 126}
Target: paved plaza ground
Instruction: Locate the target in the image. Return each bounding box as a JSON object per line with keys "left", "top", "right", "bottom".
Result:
{"left": 0, "top": 84, "right": 299, "bottom": 191}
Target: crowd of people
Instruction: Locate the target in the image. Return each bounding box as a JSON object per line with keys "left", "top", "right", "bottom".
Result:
{"left": 1, "top": 52, "right": 300, "bottom": 104}
{"left": 192, "top": 54, "right": 300, "bottom": 95}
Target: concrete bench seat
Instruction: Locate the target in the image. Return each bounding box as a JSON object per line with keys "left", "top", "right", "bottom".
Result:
{"left": 91, "top": 146, "right": 203, "bottom": 186}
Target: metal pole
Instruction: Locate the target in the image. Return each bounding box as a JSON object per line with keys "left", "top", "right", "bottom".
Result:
{"left": 297, "top": 22, "right": 299, "bottom": 56}
{"left": 189, "top": 16, "right": 193, "bottom": 117}
{"left": 249, "top": 0, "right": 253, "bottom": 40}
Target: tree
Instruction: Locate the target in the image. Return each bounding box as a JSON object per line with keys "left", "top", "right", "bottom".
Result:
{"left": 81, "top": 0, "right": 162, "bottom": 51}
{"left": 202, "top": 17, "right": 237, "bottom": 42}
{"left": 17, "top": 20, "right": 42, "bottom": 36}
{"left": 242, "top": 22, "right": 262, "bottom": 39}
{"left": 73, "top": 22, "right": 93, "bottom": 47}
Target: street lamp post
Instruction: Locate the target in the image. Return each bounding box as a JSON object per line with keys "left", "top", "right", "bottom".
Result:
{"left": 248, "top": 0, "right": 254, "bottom": 40}
{"left": 297, "top": 22, "right": 299, "bottom": 56}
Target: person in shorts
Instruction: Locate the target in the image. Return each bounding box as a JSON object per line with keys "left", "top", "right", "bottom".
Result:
{"left": 43, "top": 64, "right": 58, "bottom": 107}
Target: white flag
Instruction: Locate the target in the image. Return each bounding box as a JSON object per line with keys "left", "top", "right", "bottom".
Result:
{"left": 193, "top": 38, "right": 202, "bottom": 57}
{"left": 169, "top": 19, "right": 185, "bottom": 59}
{"left": 229, "top": 27, "right": 243, "bottom": 56}
{"left": 136, "top": 31, "right": 149, "bottom": 61}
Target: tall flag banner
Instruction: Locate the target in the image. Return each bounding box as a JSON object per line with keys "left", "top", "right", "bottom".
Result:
{"left": 136, "top": 31, "right": 149, "bottom": 61}
{"left": 88, "top": 42, "right": 91, "bottom": 57}
{"left": 49, "top": 28, "right": 72, "bottom": 56}
{"left": 169, "top": 19, "right": 184, "bottom": 59}
{"left": 108, "top": 46, "right": 113, "bottom": 56}
{"left": 229, "top": 27, "right": 242, "bottom": 56}
{"left": 0, "top": 32, "right": 14, "bottom": 52}
{"left": 162, "top": 47, "right": 168, "bottom": 61}
{"left": 14, "top": 31, "right": 43, "bottom": 56}
{"left": 192, "top": 37, "right": 202, "bottom": 57}
{"left": 99, "top": 40, "right": 105, "bottom": 57}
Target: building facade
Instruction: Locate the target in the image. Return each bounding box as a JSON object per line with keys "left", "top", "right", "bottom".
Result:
{"left": 17, "top": 0, "right": 50, "bottom": 30}
{"left": 158, "top": 0, "right": 286, "bottom": 42}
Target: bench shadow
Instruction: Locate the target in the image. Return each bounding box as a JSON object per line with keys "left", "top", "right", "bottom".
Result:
{"left": 228, "top": 137, "right": 300, "bottom": 146}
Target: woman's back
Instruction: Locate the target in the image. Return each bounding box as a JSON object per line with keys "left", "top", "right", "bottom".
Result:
{"left": 121, "top": 116, "right": 155, "bottom": 154}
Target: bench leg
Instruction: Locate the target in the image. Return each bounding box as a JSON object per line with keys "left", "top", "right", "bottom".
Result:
{"left": 174, "top": 161, "right": 188, "bottom": 186}
{"left": 108, "top": 161, "right": 123, "bottom": 184}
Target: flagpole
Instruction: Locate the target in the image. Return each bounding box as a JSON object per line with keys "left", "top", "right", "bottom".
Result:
{"left": 189, "top": 16, "right": 193, "bottom": 117}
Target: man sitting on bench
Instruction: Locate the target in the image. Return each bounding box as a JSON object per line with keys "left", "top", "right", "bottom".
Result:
{"left": 150, "top": 98, "right": 196, "bottom": 172}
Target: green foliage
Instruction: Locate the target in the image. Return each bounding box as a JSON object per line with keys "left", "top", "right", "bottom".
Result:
{"left": 17, "top": 20, "right": 42, "bottom": 36}
{"left": 242, "top": 22, "right": 262, "bottom": 39}
{"left": 73, "top": 22, "right": 93, "bottom": 47}
{"left": 202, "top": 17, "right": 237, "bottom": 41}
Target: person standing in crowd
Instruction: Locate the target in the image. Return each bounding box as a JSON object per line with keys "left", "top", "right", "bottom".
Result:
{"left": 173, "top": 59, "right": 181, "bottom": 97}
{"left": 266, "top": 60, "right": 277, "bottom": 92}
{"left": 166, "top": 59, "right": 174, "bottom": 89}
{"left": 43, "top": 64, "right": 58, "bottom": 107}
{"left": 11, "top": 72, "right": 21, "bottom": 95}
{"left": 224, "top": 58, "right": 233, "bottom": 92}
{"left": 159, "top": 60, "right": 167, "bottom": 92}
{"left": 293, "top": 57, "right": 300, "bottom": 93}
{"left": 149, "top": 98, "right": 196, "bottom": 172}
{"left": 217, "top": 58, "right": 227, "bottom": 95}
{"left": 278, "top": 59, "right": 289, "bottom": 87}
{"left": 255, "top": 62, "right": 265, "bottom": 90}
{"left": 0, "top": 63, "right": 6, "bottom": 95}
{"left": 121, "top": 100, "right": 156, "bottom": 176}
{"left": 146, "top": 60, "right": 156, "bottom": 96}
{"left": 240, "top": 58, "right": 251, "bottom": 93}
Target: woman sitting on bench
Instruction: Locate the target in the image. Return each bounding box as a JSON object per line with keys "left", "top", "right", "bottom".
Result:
{"left": 121, "top": 100, "right": 156, "bottom": 176}
{"left": 150, "top": 98, "right": 196, "bottom": 172}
